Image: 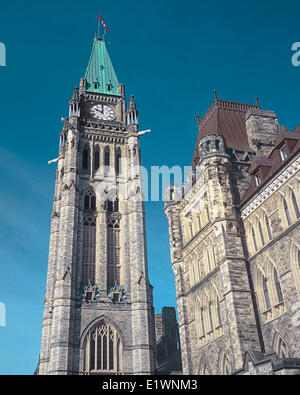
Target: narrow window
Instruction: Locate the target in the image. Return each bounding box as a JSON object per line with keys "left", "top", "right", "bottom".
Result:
{"left": 284, "top": 198, "right": 292, "bottom": 225}
{"left": 82, "top": 149, "right": 89, "bottom": 169}
{"left": 208, "top": 303, "right": 214, "bottom": 331}
{"left": 207, "top": 249, "right": 211, "bottom": 271}
{"left": 292, "top": 191, "right": 300, "bottom": 219}
{"left": 274, "top": 268, "right": 284, "bottom": 303}
{"left": 116, "top": 151, "right": 121, "bottom": 176}
{"left": 197, "top": 215, "right": 201, "bottom": 230}
{"left": 263, "top": 277, "right": 271, "bottom": 310}
{"left": 266, "top": 216, "right": 272, "bottom": 241}
{"left": 298, "top": 248, "right": 300, "bottom": 270}
{"left": 258, "top": 221, "right": 265, "bottom": 246}
{"left": 252, "top": 226, "right": 258, "bottom": 252}
{"left": 206, "top": 206, "right": 210, "bottom": 222}
{"left": 94, "top": 150, "right": 100, "bottom": 171}
{"left": 217, "top": 296, "right": 222, "bottom": 326}
{"left": 104, "top": 149, "right": 110, "bottom": 167}
{"left": 200, "top": 308, "right": 205, "bottom": 337}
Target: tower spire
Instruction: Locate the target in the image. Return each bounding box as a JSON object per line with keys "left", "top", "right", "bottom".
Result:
{"left": 84, "top": 36, "right": 119, "bottom": 95}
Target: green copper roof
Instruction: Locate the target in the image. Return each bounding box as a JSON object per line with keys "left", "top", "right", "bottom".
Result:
{"left": 85, "top": 36, "right": 120, "bottom": 96}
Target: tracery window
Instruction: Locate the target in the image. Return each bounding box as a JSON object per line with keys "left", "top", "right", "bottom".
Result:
{"left": 83, "top": 321, "right": 122, "bottom": 374}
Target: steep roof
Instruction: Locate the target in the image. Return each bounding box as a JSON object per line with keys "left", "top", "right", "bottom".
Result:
{"left": 192, "top": 98, "right": 259, "bottom": 168}
{"left": 85, "top": 36, "right": 120, "bottom": 96}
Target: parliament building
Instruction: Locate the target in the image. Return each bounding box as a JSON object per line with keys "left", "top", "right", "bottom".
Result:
{"left": 37, "top": 34, "right": 300, "bottom": 375}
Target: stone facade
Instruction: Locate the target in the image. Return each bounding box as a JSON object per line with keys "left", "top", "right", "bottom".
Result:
{"left": 165, "top": 97, "right": 300, "bottom": 375}
{"left": 38, "top": 37, "right": 156, "bottom": 375}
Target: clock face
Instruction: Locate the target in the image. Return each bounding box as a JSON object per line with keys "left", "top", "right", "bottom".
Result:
{"left": 90, "top": 104, "right": 116, "bottom": 121}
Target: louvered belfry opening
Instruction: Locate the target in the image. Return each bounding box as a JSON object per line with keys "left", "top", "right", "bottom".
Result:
{"left": 82, "top": 188, "right": 97, "bottom": 284}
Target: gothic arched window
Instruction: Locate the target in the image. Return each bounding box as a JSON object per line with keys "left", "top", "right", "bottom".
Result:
{"left": 284, "top": 198, "right": 292, "bottom": 226}
{"left": 83, "top": 321, "right": 122, "bottom": 374}
{"left": 292, "top": 191, "right": 300, "bottom": 219}
{"left": 84, "top": 188, "right": 96, "bottom": 211}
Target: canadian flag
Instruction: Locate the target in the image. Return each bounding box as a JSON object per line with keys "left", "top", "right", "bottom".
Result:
{"left": 98, "top": 15, "right": 108, "bottom": 32}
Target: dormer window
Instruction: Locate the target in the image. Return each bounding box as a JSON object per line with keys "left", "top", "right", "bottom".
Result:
{"left": 255, "top": 174, "right": 261, "bottom": 187}
{"left": 93, "top": 82, "right": 99, "bottom": 89}
{"left": 279, "top": 145, "right": 288, "bottom": 161}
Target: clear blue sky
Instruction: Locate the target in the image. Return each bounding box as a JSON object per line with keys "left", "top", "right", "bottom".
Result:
{"left": 0, "top": 0, "right": 300, "bottom": 375}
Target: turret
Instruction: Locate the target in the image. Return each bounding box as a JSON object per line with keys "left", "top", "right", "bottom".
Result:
{"left": 127, "top": 95, "right": 139, "bottom": 132}
{"left": 69, "top": 87, "right": 80, "bottom": 118}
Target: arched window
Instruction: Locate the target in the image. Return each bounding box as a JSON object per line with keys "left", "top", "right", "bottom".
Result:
{"left": 82, "top": 148, "right": 89, "bottom": 169}
{"left": 252, "top": 226, "right": 258, "bottom": 252}
{"left": 94, "top": 150, "right": 100, "bottom": 171}
{"left": 116, "top": 149, "right": 121, "bottom": 176}
{"left": 263, "top": 277, "right": 271, "bottom": 310}
{"left": 84, "top": 189, "right": 96, "bottom": 211}
{"left": 83, "top": 321, "right": 122, "bottom": 374}
{"left": 284, "top": 198, "right": 292, "bottom": 226}
{"left": 273, "top": 334, "right": 290, "bottom": 359}
{"left": 266, "top": 216, "right": 272, "bottom": 241}
{"left": 258, "top": 221, "right": 265, "bottom": 246}
{"left": 274, "top": 268, "right": 284, "bottom": 304}
{"left": 292, "top": 191, "right": 300, "bottom": 219}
